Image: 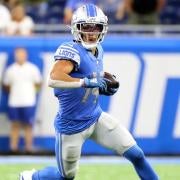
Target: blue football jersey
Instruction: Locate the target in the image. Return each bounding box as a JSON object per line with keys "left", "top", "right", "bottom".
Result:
{"left": 53, "top": 41, "right": 104, "bottom": 134}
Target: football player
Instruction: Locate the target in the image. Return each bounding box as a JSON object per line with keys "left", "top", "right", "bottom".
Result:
{"left": 20, "top": 4, "right": 158, "bottom": 180}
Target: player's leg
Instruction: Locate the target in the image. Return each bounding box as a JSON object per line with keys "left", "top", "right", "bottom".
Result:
{"left": 20, "top": 167, "right": 73, "bottom": 180}
{"left": 123, "top": 144, "right": 159, "bottom": 180}
{"left": 91, "top": 112, "right": 158, "bottom": 180}
{"left": 31, "top": 131, "right": 85, "bottom": 180}
{"left": 55, "top": 132, "right": 84, "bottom": 179}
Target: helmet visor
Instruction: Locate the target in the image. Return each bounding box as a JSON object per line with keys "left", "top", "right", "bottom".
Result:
{"left": 77, "top": 23, "right": 103, "bottom": 33}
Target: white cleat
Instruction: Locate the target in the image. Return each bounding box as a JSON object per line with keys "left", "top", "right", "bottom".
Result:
{"left": 19, "top": 169, "right": 36, "bottom": 180}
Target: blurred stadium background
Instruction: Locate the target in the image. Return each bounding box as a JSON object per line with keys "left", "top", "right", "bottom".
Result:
{"left": 0, "top": 0, "right": 180, "bottom": 179}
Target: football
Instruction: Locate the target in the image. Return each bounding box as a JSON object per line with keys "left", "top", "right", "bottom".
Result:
{"left": 104, "top": 72, "right": 119, "bottom": 89}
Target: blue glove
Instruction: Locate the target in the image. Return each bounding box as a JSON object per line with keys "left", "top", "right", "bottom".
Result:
{"left": 83, "top": 77, "right": 107, "bottom": 89}
{"left": 99, "top": 78, "right": 119, "bottom": 96}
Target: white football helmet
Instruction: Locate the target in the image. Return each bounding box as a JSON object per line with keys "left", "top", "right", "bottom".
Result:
{"left": 71, "top": 4, "right": 108, "bottom": 49}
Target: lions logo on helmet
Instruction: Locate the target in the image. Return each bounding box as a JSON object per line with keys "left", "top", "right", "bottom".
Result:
{"left": 71, "top": 4, "right": 108, "bottom": 49}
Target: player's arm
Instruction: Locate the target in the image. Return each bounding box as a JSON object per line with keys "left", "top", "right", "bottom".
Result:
{"left": 48, "top": 59, "right": 84, "bottom": 88}
{"left": 48, "top": 42, "right": 107, "bottom": 89}
{"left": 48, "top": 59, "right": 107, "bottom": 89}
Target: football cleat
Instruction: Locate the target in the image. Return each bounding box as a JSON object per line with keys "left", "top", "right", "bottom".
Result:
{"left": 19, "top": 169, "right": 36, "bottom": 180}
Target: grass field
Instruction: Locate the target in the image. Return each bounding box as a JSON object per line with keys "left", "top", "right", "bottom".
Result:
{"left": 1, "top": 163, "right": 180, "bottom": 180}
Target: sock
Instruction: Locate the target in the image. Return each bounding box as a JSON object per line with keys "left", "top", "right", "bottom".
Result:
{"left": 123, "top": 145, "right": 159, "bottom": 180}
{"left": 32, "top": 166, "right": 74, "bottom": 180}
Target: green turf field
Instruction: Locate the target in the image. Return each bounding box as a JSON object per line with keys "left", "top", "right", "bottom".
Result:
{"left": 1, "top": 163, "right": 180, "bottom": 180}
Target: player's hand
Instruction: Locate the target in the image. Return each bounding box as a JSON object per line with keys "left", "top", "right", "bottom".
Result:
{"left": 99, "top": 72, "right": 120, "bottom": 96}
{"left": 83, "top": 77, "right": 107, "bottom": 89}
{"left": 99, "top": 85, "right": 118, "bottom": 96}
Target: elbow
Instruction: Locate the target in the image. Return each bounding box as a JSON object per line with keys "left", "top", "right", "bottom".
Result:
{"left": 47, "top": 75, "right": 65, "bottom": 88}
{"left": 47, "top": 71, "right": 59, "bottom": 88}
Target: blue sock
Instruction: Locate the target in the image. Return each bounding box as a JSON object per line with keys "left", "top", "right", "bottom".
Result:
{"left": 123, "top": 145, "right": 159, "bottom": 180}
{"left": 32, "top": 166, "right": 74, "bottom": 180}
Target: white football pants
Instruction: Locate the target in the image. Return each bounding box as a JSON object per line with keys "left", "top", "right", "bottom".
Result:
{"left": 55, "top": 112, "right": 136, "bottom": 178}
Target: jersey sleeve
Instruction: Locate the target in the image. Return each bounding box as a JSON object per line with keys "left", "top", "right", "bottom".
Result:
{"left": 54, "top": 42, "right": 80, "bottom": 68}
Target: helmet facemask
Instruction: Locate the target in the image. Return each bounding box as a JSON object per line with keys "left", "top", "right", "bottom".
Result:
{"left": 73, "top": 23, "right": 107, "bottom": 49}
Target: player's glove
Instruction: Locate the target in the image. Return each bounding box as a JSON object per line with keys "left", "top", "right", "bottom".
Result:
{"left": 99, "top": 72, "right": 119, "bottom": 96}
{"left": 83, "top": 77, "right": 107, "bottom": 89}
